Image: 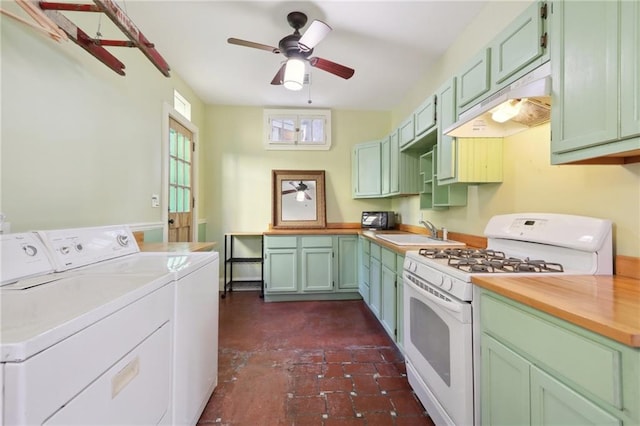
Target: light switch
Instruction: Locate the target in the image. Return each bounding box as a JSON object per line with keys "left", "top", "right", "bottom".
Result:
{"left": 151, "top": 194, "right": 160, "bottom": 208}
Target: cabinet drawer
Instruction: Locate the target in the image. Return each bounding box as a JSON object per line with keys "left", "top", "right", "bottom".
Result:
{"left": 300, "top": 236, "right": 333, "bottom": 248}
{"left": 264, "top": 236, "right": 297, "bottom": 249}
{"left": 381, "top": 248, "right": 396, "bottom": 270}
{"left": 370, "top": 243, "right": 381, "bottom": 260}
{"left": 481, "top": 293, "right": 622, "bottom": 408}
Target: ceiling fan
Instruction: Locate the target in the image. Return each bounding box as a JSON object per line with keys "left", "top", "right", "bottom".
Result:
{"left": 227, "top": 11, "right": 355, "bottom": 90}
{"left": 282, "top": 181, "right": 312, "bottom": 201}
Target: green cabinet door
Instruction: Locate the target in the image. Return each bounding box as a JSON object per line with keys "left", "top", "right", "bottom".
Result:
{"left": 482, "top": 334, "right": 531, "bottom": 426}
{"left": 352, "top": 141, "right": 381, "bottom": 197}
{"left": 530, "top": 367, "right": 621, "bottom": 426}
{"left": 620, "top": 0, "right": 640, "bottom": 140}
{"left": 550, "top": 0, "right": 619, "bottom": 154}
{"left": 456, "top": 48, "right": 491, "bottom": 111}
{"left": 395, "top": 261, "right": 404, "bottom": 348}
{"left": 436, "top": 78, "right": 458, "bottom": 182}
{"left": 381, "top": 137, "right": 391, "bottom": 195}
{"left": 359, "top": 237, "right": 370, "bottom": 303}
{"left": 380, "top": 264, "right": 396, "bottom": 339}
{"left": 369, "top": 257, "right": 382, "bottom": 319}
{"left": 264, "top": 248, "right": 297, "bottom": 293}
{"left": 414, "top": 95, "right": 437, "bottom": 138}
{"left": 388, "top": 131, "right": 400, "bottom": 194}
{"left": 398, "top": 116, "right": 415, "bottom": 148}
{"left": 491, "top": 1, "right": 546, "bottom": 85}
{"left": 300, "top": 247, "right": 333, "bottom": 292}
{"left": 337, "top": 236, "right": 358, "bottom": 291}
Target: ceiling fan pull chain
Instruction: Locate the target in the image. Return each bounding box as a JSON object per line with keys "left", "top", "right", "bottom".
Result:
{"left": 307, "top": 76, "right": 312, "bottom": 104}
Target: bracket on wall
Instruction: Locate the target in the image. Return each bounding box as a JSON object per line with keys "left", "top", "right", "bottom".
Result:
{"left": 32, "top": 0, "right": 171, "bottom": 77}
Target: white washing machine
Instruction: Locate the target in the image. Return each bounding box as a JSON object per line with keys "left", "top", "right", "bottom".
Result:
{"left": 0, "top": 232, "right": 175, "bottom": 425}
{"left": 36, "top": 226, "right": 220, "bottom": 426}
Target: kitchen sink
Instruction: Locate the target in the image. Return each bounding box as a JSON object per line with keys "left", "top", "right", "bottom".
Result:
{"left": 376, "top": 234, "right": 464, "bottom": 246}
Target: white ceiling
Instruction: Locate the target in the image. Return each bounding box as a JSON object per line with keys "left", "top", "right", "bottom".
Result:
{"left": 122, "top": 1, "right": 488, "bottom": 110}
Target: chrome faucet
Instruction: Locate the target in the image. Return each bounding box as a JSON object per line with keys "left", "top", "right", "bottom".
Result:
{"left": 419, "top": 220, "right": 439, "bottom": 239}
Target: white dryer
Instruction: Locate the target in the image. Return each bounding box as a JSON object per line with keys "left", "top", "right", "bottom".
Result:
{"left": 0, "top": 232, "right": 175, "bottom": 425}
{"left": 36, "top": 226, "right": 220, "bottom": 426}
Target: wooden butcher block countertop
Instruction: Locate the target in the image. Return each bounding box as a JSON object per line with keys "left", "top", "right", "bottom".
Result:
{"left": 472, "top": 274, "right": 640, "bottom": 347}
{"left": 139, "top": 242, "right": 216, "bottom": 252}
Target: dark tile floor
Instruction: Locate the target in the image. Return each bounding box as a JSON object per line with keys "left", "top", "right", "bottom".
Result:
{"left": 198, "top": 291, "right": 435, "bottom": 426}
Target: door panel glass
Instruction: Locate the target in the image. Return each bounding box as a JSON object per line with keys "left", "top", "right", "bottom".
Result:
{"left": 410, "top": 297, "right": 451, "bottom": 385}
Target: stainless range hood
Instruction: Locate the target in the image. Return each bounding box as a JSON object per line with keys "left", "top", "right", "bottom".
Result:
{"left": 445, "top": 61, "right": 551, "bottom": 138}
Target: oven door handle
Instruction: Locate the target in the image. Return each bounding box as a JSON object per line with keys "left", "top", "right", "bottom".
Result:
{"left": 407, "top": 279, "right": 464, "bottom": 314}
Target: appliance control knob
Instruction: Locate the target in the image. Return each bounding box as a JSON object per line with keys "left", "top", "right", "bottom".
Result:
{"left": 23, "top": 245, "right": 38, "bottom": 257}
{"left": 75, "top": 243, "right": 83, "bottom": 252}
{"left": 116, "top": 234, "right": 129, "bottom": 247}
{"left": 60, "top": 246, "right": 70, "bottom": 255}
{"left": 443, "top": 278, "right": 453, "bottom": 291}
{"left": 411, "top": 263, "right": 418, "bottom": 273}
{"left": 435, "top": 274, "right": 444, "bottom": 287}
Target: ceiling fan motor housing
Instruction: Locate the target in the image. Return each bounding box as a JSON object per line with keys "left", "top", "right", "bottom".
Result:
{"left": 280, "top": 12, "right": 313, "bottom": 59}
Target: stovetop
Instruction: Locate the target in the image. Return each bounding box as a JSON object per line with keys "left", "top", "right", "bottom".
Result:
{"left": 418, "top": 248, "right": 565, "bottom": 274}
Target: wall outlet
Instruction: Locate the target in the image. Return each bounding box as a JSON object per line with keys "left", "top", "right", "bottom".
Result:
{"left": 151, "top": 194, "right": 160, "bottom": 208}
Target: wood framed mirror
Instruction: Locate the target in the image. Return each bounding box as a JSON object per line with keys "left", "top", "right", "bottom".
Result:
{"left": 272, "top": 170, "right": 326, "bottom": 229}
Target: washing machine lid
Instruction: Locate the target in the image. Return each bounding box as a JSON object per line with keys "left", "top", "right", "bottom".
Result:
{"left": 0, "top": 273, "right": 169, "bottom": 362}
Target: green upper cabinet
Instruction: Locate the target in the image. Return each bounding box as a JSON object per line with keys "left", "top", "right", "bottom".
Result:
{"left": 456, "top": 48, "right": 491, "bottom": 112}
{"left": 491, "top": 1, "right": 548, "bottom": 86}
{"left": 436, "top": 78, "right": 458, "bottom": 182}
{"left": 398, "top": 116, "right": 416, "bottom": 149}
{"left": 414, "top": 94, "right": 437, "bottom": 139}
{"left": 620, "top": 0, "right": 640, "bottom": 141}
{"left": 550, "top": 0, "right": 640, "bottom": 164}
{"left": 352, "top": 141, "right": 381, "bottom": 198}
{"left": 353, "top": 133, "right": 420, "bottom": 199}
{"left": 380, "top": 136, "right": 391, "bottom": 195}
{"left": 388, "top": 130, "right": 400, "bottom": 194}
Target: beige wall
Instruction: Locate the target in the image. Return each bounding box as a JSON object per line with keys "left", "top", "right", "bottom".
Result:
{"left": 390, "top": 1, "right": 640, "bottom": 258}
{"left": 202, "top": 106, "right": 392, "bottom": 247}
{"left": 0, "top": 9, "right": 206, "bottom": 231}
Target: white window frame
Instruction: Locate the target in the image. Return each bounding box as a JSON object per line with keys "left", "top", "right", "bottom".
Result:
{"left": 264, "top": 108, "right": 332, "bottom": 150}
{"left": 173, "top": 89, "right": 191, "bottom": 121}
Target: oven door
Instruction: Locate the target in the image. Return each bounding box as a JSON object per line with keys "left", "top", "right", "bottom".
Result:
{"left": 403, "top": 271, "right": 473, "bottom": 426}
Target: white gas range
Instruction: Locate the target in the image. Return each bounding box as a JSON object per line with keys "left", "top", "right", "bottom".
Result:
{"left": 402, "top": 213, "right": 613, "bottom": 426}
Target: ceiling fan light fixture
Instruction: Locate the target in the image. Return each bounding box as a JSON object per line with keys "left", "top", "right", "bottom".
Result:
{"left": 298, "top": 20, "right": 332, "bottom": 52}
{"left": 283, "top": 58, "right": 305, "bottom": 91}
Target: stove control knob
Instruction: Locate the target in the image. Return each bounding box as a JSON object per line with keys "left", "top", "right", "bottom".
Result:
{"left": 411, "top": 262, "right": 418, "bottom": 273}
{"left": 22, "top": 245, "right": 38, "bottom": 257}
{"left": 442, "top": 278, "right": 453, "bottom": 291}
{"left": 60, "top": 246, "right": 70, "bottom": 255}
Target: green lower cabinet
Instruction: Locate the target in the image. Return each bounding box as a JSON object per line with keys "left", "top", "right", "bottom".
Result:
{"left": 263, "top": 235, "right": 360, "bottom": 301}
{"left": 337, "top": 236, "right": 358, "bottom": 291}
{"left": 380, "top": 264, "right": 396, "bottom": 338}
{"left": 480, "top": 290, "right": 640, "bottom": 425}
{"left": 395, "top": 255, "right": 404, "bottom": 350}
{"left": 482, "top": 334, "right": 533, "bottom": 425}
{"left": 359, "top": 237, "right": 370, "bottom": 303}
{"left": 264, "top": 248, "right": 298, "bottom": 292}
{"left": 300, "top": 247, "right": 333, "bottom": 292}
{"left": 531, "top": 367, "right": 621, "bottom": 426}
{"left": 369, "top": 257, "right": 382, "bottom": 319}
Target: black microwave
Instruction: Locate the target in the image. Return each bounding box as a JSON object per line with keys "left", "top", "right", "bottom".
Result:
{"left": 361, "top": 211, "right": 396, "bottom": 230}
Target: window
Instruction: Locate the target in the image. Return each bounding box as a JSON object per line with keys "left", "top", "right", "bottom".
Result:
{"left": 264, "top": 109, "right": 331, "bottom": 150}
{"left": 173, "top": 89, "right": 191, "bottom": 121}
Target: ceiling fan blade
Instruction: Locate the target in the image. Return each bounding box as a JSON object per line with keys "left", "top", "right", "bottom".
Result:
{"left": 271, "top": 64, "right": 286, "bottom": 85}
{"left": 227, "top": 37, "right": 280, "bottom": 54}
{"left": 309, "top": 57, "right": 355, "bottom": 80}
{"left": 282, "top": 189, "right": 296, "bottom": 195}
{"left": 298, "top": 20, "right": 331, "bottom": 52}
{"left": 304, "top": 192, "right": 312, "bottom": 200}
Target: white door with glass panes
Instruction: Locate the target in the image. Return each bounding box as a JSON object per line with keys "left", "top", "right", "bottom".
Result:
{"left": 168, "top": 117, "right": 194, "bottom": 242}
